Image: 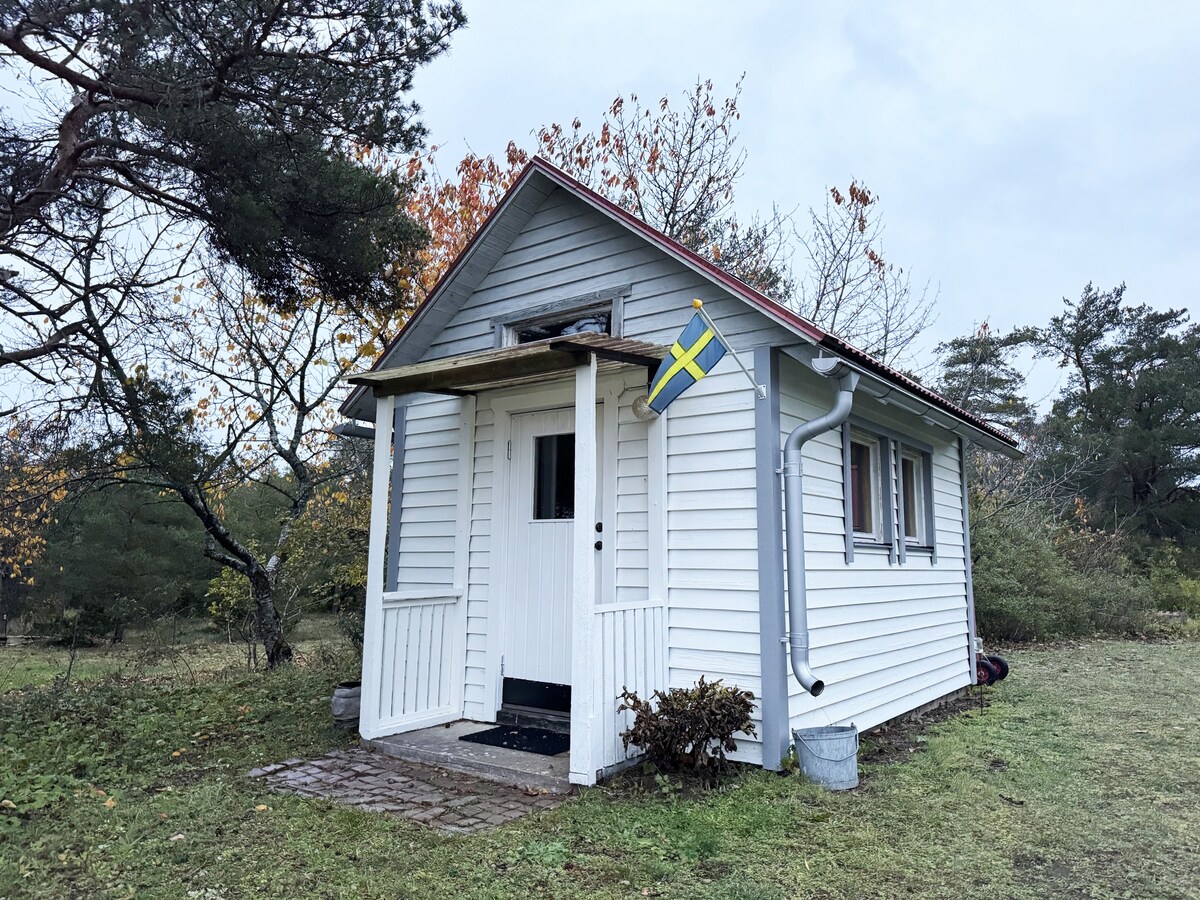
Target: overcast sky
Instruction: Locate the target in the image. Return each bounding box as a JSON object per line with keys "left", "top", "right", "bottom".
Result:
{"left": 412, "top": 1, "right": 1199, "bottom": 404}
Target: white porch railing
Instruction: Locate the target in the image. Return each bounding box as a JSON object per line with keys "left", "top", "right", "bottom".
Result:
{"left": 373, "top": 593, "right": 460, "bottom": 726}
{"left": 593, "top": 599, "right": 667, "bottom": 770}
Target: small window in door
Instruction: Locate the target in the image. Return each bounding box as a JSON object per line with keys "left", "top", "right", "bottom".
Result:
{"left": 534, "top": 433, "right": 575, "bottom": 519}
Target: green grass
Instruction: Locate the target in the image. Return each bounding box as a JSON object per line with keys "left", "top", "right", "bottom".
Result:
{"left": 2, "top": 639, "right": 1198, "bottom": 899}
{"left": 0, "top": 614, "right": 347, "bottom": 692}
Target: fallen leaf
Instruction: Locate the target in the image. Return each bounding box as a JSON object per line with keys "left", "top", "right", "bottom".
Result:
{"left": 169, "top": 833, "right": 186, "bottom": 841}
{"left": 254, "top": 805, "right": 270, "bottom": 812}
{"left": 159, "top": 813, "right": 169, "bottom": 820}
{"left": 105, "top": 797, "right": 117, "bottom": 809}
{"left": 171, "top": 752, "right": 181, "bottom": 758}
{"left": 1, "top": 799, "right": 17, "bottom": 810}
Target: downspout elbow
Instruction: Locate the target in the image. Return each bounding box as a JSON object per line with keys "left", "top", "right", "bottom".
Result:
{"left": 789, "top": 631, "right": 825, "bottom": 696}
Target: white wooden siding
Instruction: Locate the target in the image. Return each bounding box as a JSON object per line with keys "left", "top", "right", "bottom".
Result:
{"left": 777, "top": 355, "right": 972, "bottom": 736}
{"left": 392, "top": 396, "right": 463, "bottom": 593}
{"left": 615, "top": 398, "right": 650, "bottom": 604}
{"left": 665, "top": 360, "right": 765, "bottom": 764}
{"left": 463, "top": 398, "right": 495, "bottom": 720}
{"left": 360, "top": 394, "right": 467, "bottom": 738}
{"left": 419, "top": 187, "right": 793, "bottom": 365}
{"left": 593, "top": 602, "right": 667, "bottom": 770}
{"left": 375, "top": 597, "right": 457, "bottom": 721}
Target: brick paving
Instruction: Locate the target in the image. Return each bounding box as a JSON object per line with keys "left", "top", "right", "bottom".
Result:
{"left": 248, "top": 748, "right": 567, "bottom": 833}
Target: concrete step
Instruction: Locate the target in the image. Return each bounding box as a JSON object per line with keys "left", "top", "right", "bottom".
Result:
{"left": 496, "top": 704, "right": 571, "bottom": 734}
{"left": 363, "top": 720, "right": 572, "bottom": 794}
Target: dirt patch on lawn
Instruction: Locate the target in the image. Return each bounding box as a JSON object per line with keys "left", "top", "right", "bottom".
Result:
{"left": 859, "top": 687, "right": 991, "bottom": 766}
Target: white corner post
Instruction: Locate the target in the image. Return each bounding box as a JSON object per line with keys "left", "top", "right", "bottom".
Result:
{"left": 359, "top": 393, "right": 396, "bottom": 737}
{"left": 570, "top": 355, "right": 599, "bottom": 785}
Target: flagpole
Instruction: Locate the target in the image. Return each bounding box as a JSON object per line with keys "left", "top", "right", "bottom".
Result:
{"left": 692, "top": 299, "right": 767, "bottom": 400}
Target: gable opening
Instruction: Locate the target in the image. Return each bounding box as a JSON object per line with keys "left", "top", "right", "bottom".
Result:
{"left": 491, "top": 284, "right": 631, "bottom": 349}
{"left": 514, "top": 309, "right": 612, "bottom": 345}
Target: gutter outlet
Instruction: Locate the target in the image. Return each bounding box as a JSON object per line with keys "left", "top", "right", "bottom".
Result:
{"left": 783, "top": 358, "right": 859, "bottom": 696}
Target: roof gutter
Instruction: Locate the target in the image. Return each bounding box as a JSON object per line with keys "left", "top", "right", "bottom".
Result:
{"left": 783, "top": 356, "right": 860, "bottom": 696}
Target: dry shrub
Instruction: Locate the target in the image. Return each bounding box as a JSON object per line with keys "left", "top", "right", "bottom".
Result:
{"left": 618, "top": 676, "right": 756, "bottom": 776}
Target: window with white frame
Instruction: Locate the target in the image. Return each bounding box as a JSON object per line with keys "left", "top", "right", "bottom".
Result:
{"left": 843, "top": 421, "right": 936, "bottom": 562}
{"left": 900, "top": 450, "right": 926, "bottom": 545}
{"left": 848, "top": 433, "right": 882, "bottom": 542}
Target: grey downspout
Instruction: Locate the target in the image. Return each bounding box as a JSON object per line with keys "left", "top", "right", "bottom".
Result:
{"left": 783, "top": 358, "right": 859, "bottom": 696}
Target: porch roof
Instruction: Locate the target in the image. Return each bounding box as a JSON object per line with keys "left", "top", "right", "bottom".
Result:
{"left": 346, "top": 332, "right": 668, "bottom": 397}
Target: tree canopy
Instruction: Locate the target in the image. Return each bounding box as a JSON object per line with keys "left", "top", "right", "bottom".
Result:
{"left": 1036, "top": 283, "right": 1200, "bottom": 537}
{"left": 0, "top": 0, "right": 465, "bottom": 374}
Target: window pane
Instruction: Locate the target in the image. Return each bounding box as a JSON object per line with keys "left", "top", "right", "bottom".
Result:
{"left": 850, "top": 440, "right": 874, "bottom": 534}
{"left": 534, "top": 434, "right": 575, "bottom": 519}
{"left": 902, "top": 457, "right": 918, "bottom": 539}
{"left": 516, "top": 312, "right": 612, "bottom": 344}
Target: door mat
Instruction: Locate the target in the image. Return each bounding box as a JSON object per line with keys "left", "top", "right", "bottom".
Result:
{"left": 459, "top": 725, "right": 570, "bottom": 757}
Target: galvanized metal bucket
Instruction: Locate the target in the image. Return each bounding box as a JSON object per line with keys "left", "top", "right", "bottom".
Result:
{"left": 331, "top": 680, "right": 362, "bottom": 728}
{"left": 792, "top": 724, "right": 859, "bottom": 790}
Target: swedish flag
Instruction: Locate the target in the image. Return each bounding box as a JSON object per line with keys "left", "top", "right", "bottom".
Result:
{"left": 647, "top": 311, "right": 728, "bottom": 413}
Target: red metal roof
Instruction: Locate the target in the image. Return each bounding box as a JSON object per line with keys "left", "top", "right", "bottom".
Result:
{"left": 343, "top": 157, "right": 1018, "bottom": 450}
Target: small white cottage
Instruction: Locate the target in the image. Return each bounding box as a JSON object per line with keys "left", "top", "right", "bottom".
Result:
{"left": 340, "top": 157, "right": 1020, "bottom": 786}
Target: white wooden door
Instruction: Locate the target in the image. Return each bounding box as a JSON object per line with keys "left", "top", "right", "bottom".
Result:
{"left": 504, "top": 407, "right": 603, "bottom": 686}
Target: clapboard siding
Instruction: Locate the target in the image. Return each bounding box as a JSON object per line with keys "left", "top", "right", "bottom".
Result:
{"left": 463, "top": 399, "right": 495, "bottom": 720}
{"left": 777, "top": 355, "right": 972, "bottom": 735}
{"left": 393, "top": 396, "right": 463, "bottom": 593}
{"left": 615, "top": 398, "right": 651, "bottom": 604}
{"left": 665, "top": 360, "right": 764, "bottom": 764}
{"left": 419, "top": 187, "right": 793, "bottom": 364}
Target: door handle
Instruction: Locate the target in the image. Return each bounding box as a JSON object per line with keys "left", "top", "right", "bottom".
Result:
{"left": 594, "top": 540, "right": 603, "bottom": 551}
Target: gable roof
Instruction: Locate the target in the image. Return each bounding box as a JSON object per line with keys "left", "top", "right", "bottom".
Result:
{"left": 342, "top": 157, "right": 1020, "bottom": 456}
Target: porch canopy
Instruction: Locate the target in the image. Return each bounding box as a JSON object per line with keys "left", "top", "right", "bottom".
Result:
{"left": 347, "top": 332, "right": 669, "bottom": 397}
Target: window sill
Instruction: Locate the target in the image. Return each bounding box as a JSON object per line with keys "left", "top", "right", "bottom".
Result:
{"left": 849, "top": 540, "right": 937, "bottom": 562}
{"left": 852, "top": 540, "right": 892, "bottom": 553}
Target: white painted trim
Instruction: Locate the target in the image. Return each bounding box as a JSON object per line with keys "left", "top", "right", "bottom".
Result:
{"left": 358, "top": 706, "right": 460, "bottom": 741}
{"left": 448, "top": 395, "right": 476, "bottom": 718}
{"left": 381, "top": 590, "right": 462, "bottom": 605}
{"left": 600, "top": 390, "right": 619, "bottom": 604}
{"left": 647, "top": 407, "right": 668, "bottom": 607}
{"left": 360, "top": 394, "right": 395, "bottom": 737}
{"left": 592, "top": 598, "right": 666, "bottom": 614}
{"left": 570, "top": 356, "right": 599, "bottom": 785}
